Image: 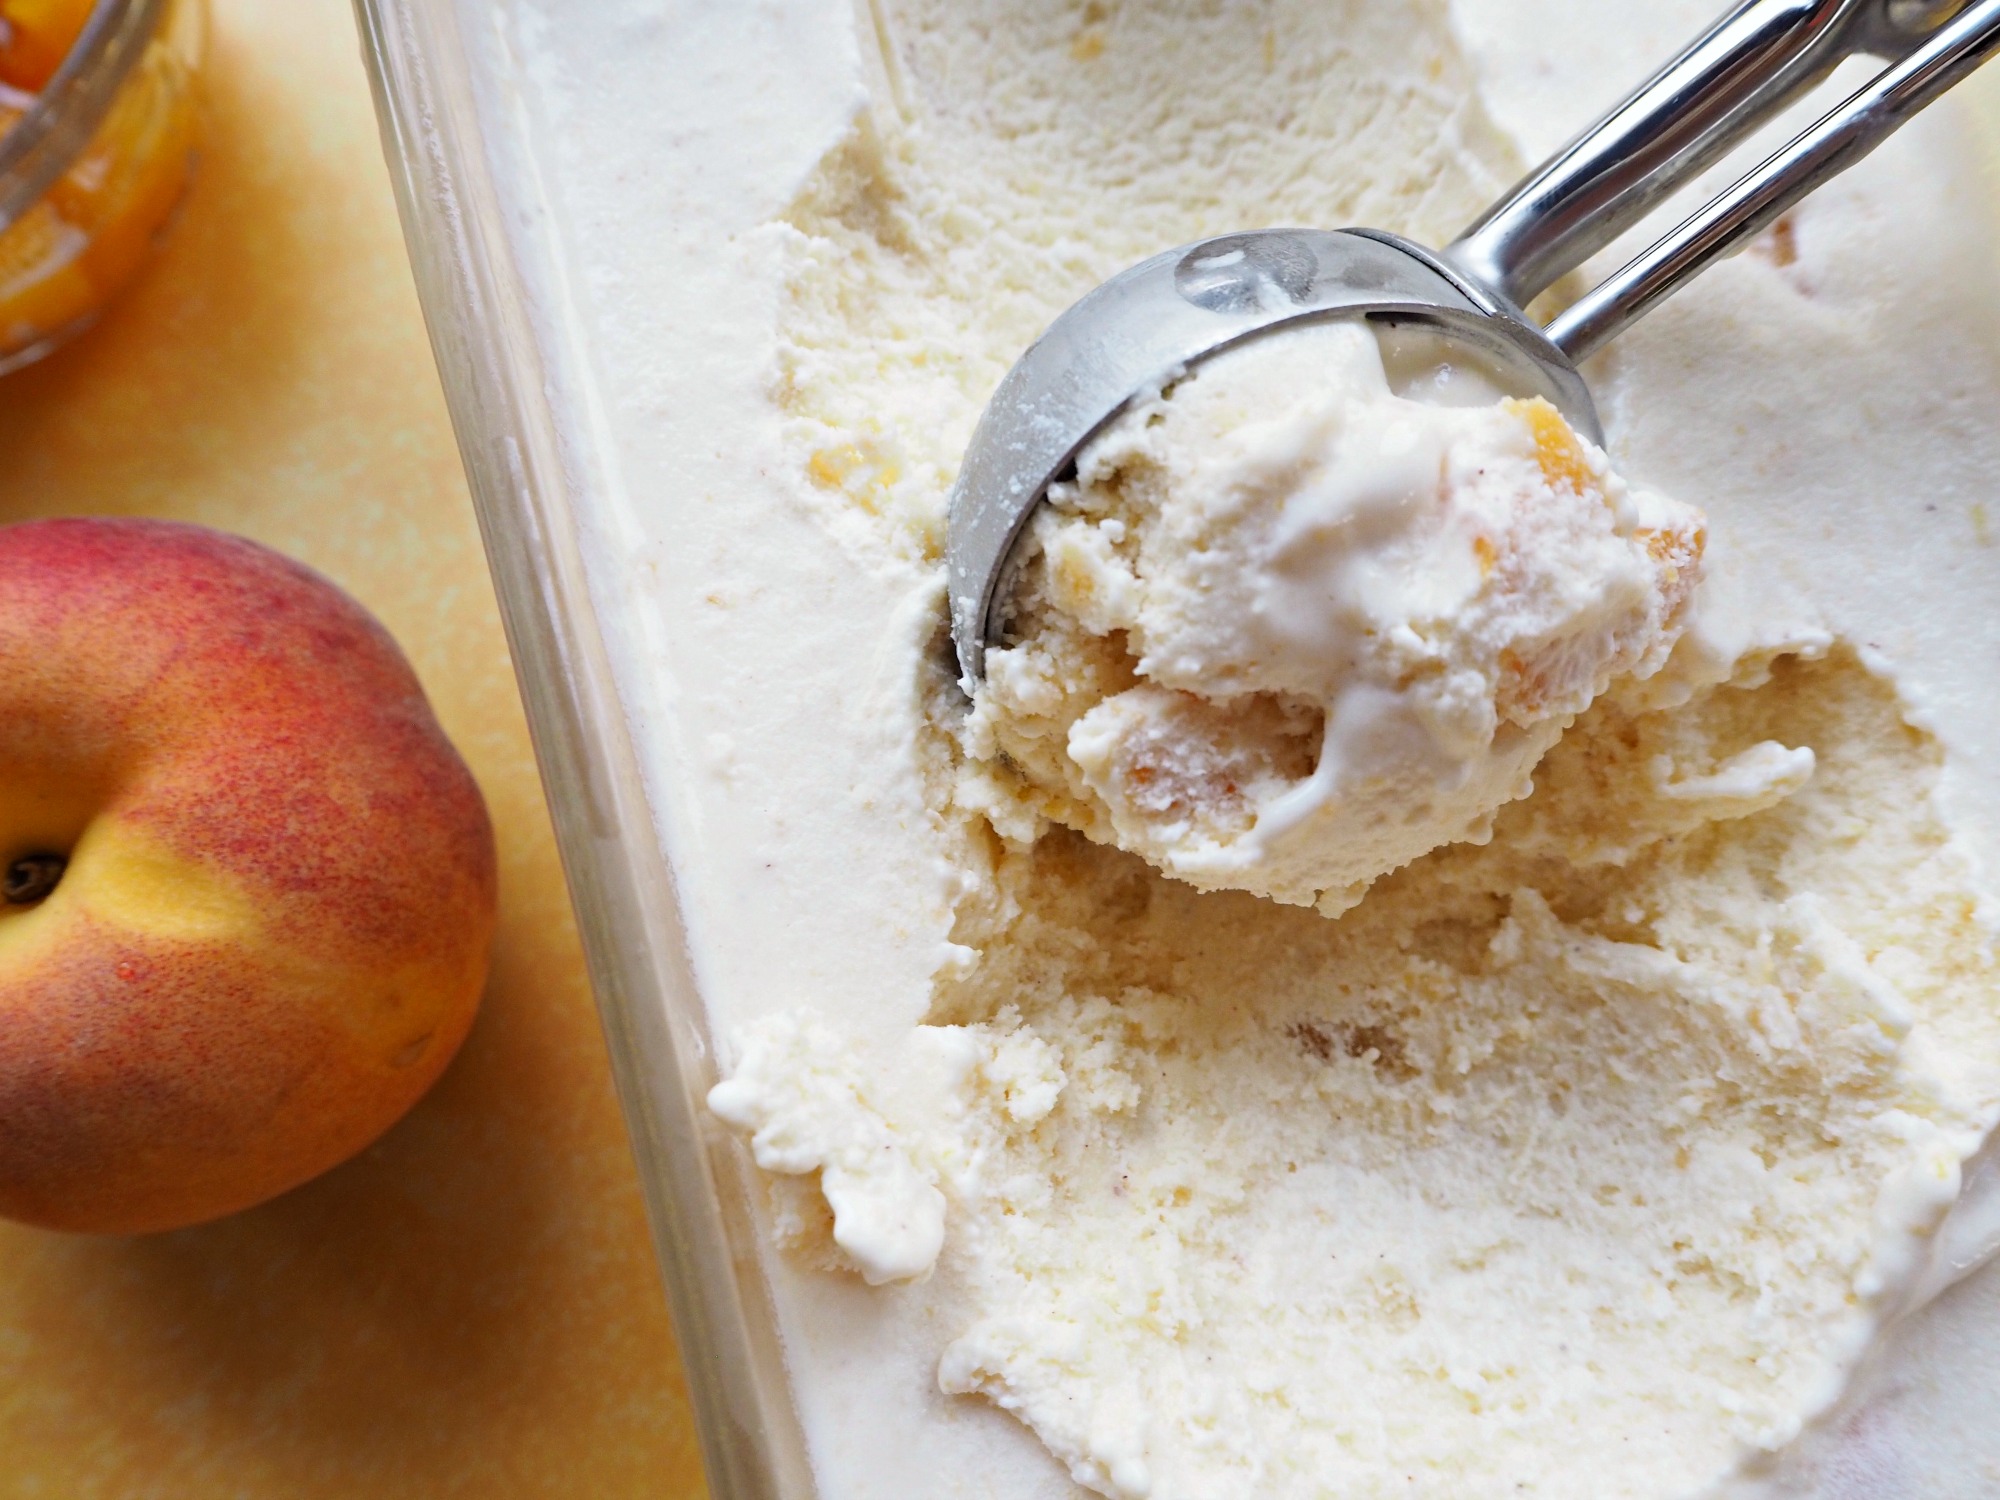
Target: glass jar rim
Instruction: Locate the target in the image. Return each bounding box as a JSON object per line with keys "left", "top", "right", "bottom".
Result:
{"left": 0, "top": 0, "right": 167, "bottom": 233}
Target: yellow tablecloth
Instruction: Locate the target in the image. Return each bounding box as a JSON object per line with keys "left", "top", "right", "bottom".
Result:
{"left": 0, "top": 1, "right": 706, "bottom": 1494}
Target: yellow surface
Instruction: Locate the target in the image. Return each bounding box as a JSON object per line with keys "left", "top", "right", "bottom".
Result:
{"left": 0, "top": 1, "right": 708, "bottom": 1495}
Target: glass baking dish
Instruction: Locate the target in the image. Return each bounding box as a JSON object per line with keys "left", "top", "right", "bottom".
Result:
{"left": 351, "top": 3, "right": 808, "bottom": 1496}
{"left": 351, "top": 5, "right": 2000, "bottom": 1500}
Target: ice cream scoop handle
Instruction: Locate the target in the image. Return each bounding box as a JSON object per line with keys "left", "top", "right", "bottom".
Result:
{"left": 1447, "top": 0, "right": 1938, "bottom": 309}
{"left": 1547, "top": 0, "right": 2000, "bottom": 360}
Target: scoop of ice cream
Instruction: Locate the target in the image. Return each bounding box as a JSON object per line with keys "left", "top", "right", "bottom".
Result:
{"left": 968, "top": 319, "right": 1705, "bottom": 913}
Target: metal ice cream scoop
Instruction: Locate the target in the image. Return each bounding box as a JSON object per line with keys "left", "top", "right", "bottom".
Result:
{"left": 946, "top": 0, "right": 2000, "bottom": 683}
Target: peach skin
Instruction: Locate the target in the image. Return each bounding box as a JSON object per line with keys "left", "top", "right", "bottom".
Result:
{"left": 0, "top": 518, "right": 497, "bottom": 1233}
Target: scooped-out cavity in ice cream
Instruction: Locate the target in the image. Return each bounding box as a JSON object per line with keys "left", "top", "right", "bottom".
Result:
{"left": 967, "top": 318, "right": 1706, "bottom": 913}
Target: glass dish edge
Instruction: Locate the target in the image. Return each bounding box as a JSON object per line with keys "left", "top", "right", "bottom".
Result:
{"left": 348, "top": 3, "right": 812, "bottom": 1496}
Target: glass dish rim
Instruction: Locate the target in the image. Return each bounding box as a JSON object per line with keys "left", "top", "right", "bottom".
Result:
{"left": 348, "top": 2, "right": 814, "bottom": 1497}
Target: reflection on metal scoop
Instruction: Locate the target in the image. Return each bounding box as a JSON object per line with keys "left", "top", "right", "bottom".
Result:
{"left": 946, "top": 0, "right": 2000, "bottom": 684}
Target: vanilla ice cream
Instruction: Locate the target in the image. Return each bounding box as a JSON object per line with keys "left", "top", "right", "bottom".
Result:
{"left": 970, "top": 318, "right": 1704, "bottom": 913}
{"left": 475, "top": 0, "right": 2000, "bottom": 1496}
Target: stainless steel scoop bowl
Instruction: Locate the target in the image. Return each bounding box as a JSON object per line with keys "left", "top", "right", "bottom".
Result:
{"left": 947, "top": 0, "right": 2000, "bottom": 684}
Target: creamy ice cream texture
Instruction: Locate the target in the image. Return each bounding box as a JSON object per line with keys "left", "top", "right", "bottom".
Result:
{"left": 716, "top": 649, "right": 1995, "bottom": 1497}
{"left": 970, "top": 319, "right": 1704, "bottom": 913}
{"left": 490, "top": 0, "right": 2000, "bottom": 1495}
{"left": 700, "top": 0, "right": 2000, "bottom": 1480}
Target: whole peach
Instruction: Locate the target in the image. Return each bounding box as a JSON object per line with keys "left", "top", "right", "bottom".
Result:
{"left": 0, "top": 518, "right": 496, "bottom": 1233}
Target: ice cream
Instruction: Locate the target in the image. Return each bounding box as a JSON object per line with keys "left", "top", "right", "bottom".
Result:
{"left": 712, "top": 641, "right": 2000, "bottom": 1498}
{"left": 969, "top": 318, "right": 1704, "bottom": 913}
{"left": 477, "top": 0, "right": 2000, "bottom": 1496}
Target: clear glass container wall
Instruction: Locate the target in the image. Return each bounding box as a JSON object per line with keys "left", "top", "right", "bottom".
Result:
{"left": 351, "top": 3, "right": 812, "bottom": 1497}
{"left": 0, "top": 0, "right": 205, "bottom": 373}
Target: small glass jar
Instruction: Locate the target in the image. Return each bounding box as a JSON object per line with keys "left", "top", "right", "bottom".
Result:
{"left": 0, "top": 0, "right": 203, "bottom": 374}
